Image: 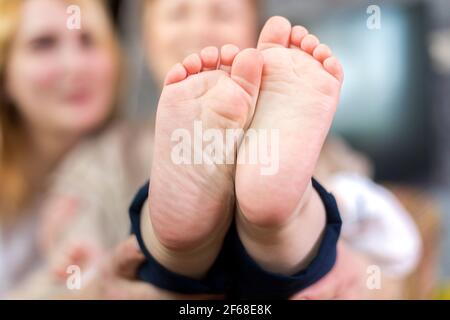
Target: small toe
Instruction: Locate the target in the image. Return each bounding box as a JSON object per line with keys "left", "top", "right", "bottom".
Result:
{"left": 313, "top": 44, "right": 332, "bottom": 63}
{"left": 291, "top": 25, "right": 309, "bottom": 47}
{"left": 164, "top": 63, "right": 188, "bottom": 85}
{"left": 200, "top": 46, "right": 220, "bottom": 71}
{"left": 220, "top": 44, "right": 240, "bottom": 72}
{"left": 324, "top": 56, "right": 344, "bottom": 83}
{"left": 301, "top": 34, "right": 320, "bottom": 55}
{"left": 182, "top": 53, "right": 202, "bottom": 75}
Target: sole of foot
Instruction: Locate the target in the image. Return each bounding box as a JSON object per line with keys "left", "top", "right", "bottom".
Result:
{"left": 145, "top": 45, "right": 264, "bottom": 277}
{"left": 235, "top": 16, "right": 344, "bottom": 274}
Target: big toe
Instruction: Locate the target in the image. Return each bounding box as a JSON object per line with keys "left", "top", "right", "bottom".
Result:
{"left": 231, "top": 48, "right": 264, "bottom": 102}
{"left": 257, "top": 16, "right": 292, "bottom": 50}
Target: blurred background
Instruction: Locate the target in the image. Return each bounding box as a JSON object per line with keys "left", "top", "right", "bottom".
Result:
{"left": 0, "top": 0, "right": 448, "bottom": 300}
{"left": 109, "top": 0, "right": 450, "bottom": 297}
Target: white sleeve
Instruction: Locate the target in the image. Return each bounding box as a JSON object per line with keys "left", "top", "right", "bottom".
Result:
{"left": 330, "top": 173, "right": 422, "bottom": 278}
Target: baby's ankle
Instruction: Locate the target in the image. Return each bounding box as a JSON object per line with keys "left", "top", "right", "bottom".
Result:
{"left": 236, "top": 183, "right": 326, "bottom": 275}
{"left": 141, "top": 204, "right": 228, "bottom": 279}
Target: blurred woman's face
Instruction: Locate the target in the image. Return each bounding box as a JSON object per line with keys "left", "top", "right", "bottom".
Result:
{"left": 5, "top": 0, "right": 118, "bottom": 138}
{"left": 144, "top": 0, "right": 258, "bottom": 85}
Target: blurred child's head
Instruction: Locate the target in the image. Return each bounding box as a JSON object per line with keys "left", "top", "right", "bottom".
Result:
{"left": 0, "top": 0, "right": 121, "bottom": 216}
{"left": 143, "top": 0, "right": 259, "bottom": 84}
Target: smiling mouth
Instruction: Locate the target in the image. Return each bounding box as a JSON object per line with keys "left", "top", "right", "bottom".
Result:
{"left": 64, "top": 90, "right": 93, "bottom": 106}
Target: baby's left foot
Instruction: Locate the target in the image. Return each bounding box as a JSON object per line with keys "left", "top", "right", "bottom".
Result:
{"left": 144, "top": 46, "right": 264, "bottom": 278}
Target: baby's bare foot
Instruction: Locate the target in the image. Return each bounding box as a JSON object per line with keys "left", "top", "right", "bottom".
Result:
{"left": 143, "top": 46, "right": 264, "bottom": 278}
{"left": 235, "top": 17, "right": 344, "bottom": 275}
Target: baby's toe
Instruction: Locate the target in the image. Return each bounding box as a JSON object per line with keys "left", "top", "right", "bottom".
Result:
{"left": 220, "top": 44, "right": 240, "bottom": 73}
{"left": 230, "top": 48, "right": 264, "bottom": 98}
{"left": 313, "top": 44, "right": 333, "bottom": 63}
{"left": 324, "top": 56, "right": 344, "bottom": 83}
{"left": 300, "top": 34, "right": 320, "bottom": 55}
{"left": 290, "top": 25, "right": 309, "bottom": 47}
{"left": 182, "top": 53, "right": 202, "bottom": 75}
{"left": 257, "top": 16, "right": 292, "bottom": 50}
{"left": 164, "top": 63, "right": 188, "bottom": 85}
{"left": 200, "top": 46, "right": 220, "bottom": 71}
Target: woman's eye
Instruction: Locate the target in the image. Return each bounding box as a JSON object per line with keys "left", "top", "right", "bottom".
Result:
{"left": 80, "top": 32, "right": 95, "bottom": 48}
{"left": 30, "top": 36, "right": 57, "bottom": 51}
{"left": 212, "top": 4, "right": 236, "bottom": 22}
{"left": 167, "top": 5, "right": 188, "bottom": 21}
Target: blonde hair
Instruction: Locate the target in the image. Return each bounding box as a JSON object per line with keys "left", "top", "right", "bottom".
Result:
{"left": 0, "top": 0, "right": 121, "bottom": 219}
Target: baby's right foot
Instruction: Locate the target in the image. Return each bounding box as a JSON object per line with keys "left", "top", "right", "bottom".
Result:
{"left": 143, "top": 46, "right": 264, "bottom": 278}
{"left": 235, "top": 17, "right": 344, "bottom": 276}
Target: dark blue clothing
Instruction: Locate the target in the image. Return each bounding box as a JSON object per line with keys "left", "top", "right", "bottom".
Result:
{"left": 129, "top": 178, "right": 341, "bottom": 300}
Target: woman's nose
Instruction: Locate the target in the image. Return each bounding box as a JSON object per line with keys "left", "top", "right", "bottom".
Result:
{"left": 61, "top": 40, "right": 90, "bottom": 77}
{"left": 188, "top": 17, "right": 216, "bottom": 43}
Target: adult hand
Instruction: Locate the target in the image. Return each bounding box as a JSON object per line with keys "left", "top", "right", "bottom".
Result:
{"left": 291, "top": 241, "right": 372, "bottom": 300}
{"left": 74, "top": 236, "right": 221, "bottom": 300}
